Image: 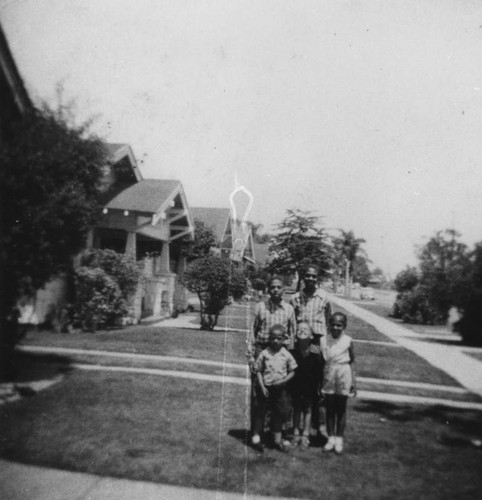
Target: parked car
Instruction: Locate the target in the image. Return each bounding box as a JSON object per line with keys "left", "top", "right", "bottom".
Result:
{"left": 360, "top": 287, "right": 375, "bottom": 300}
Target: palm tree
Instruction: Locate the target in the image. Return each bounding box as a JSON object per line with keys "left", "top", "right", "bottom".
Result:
{"left": 333, "top": 230, "right": 366, "bottom": 298}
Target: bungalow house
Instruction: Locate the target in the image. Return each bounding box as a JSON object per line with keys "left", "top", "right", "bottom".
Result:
{"left": 1, "top": 22, "right": 193, "bottom": 323}
{"left": 89, "top": 144, "right": 194, "bottom": 320}
{"left": 190, "top": 207, "right": 256, "bottom": 266}
{"left": 0, "top": 23, "right": 31, "bottom": 142}
{"left": 252, "top": 242, "right": 270, "bottom": 269}
{"left": 17, "top": 140, "right": 193, "bottom": 323}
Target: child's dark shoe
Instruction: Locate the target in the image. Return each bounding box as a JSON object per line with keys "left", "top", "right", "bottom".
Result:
{"left": 252, "top": 441, "right": 264, "bottom": 453}
{"left": 274, "top": 440, "right": 290, "bottom": 453}
{"left": 291, "top": 435, "right": 301, "bottom": 447}
{"left": 300, "top": 435, "right": 310, "bottom": 449}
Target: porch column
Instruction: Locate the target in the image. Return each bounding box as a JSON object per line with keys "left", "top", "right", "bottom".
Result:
{"left": 177, "top": 254, "right": 187, "bottom": 274}
{"left": 125, "top": 231, "right": 137, "bottom": 259}
{"left": 159, "top": 242, "right": 171, "bottom": 273}
{"left": 85, "top": 229, "right": 94, "bottom": 249}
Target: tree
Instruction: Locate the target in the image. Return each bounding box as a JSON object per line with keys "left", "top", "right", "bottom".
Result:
{"left": 180, "top": 256, "right": 248, "bottom": 330}
{"left": 249, "top": 222, "right": 271, "bottom": 244}
{"left": 332, "top": 230, "right": 366, "bottom": 297}
{"left": 267, "top": 209, "right": 330, "bottom": 288}
{"left": 417, "top": 229, "right": 471, "bottom": 318}
{"left": 182, "top": 219, "right": 218, "bottom": 262}
{"left": 393, "top": 266, "right": 419, "bottom": 293}
{"left": 351, "top": 255, "right": 371, "bottom": 287}
{"left": 392, "top": 230, "right": 471, "bottom": 324}
{"left": 455, "top": 243, "right": 482, "bottom": 346}
{"left": 0, "top": 106, "right": 106, "bottom": 378}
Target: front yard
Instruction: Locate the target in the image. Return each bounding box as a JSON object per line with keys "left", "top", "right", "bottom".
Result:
{"left": 2, "top": 302, "right": 481, "bottom": 499}
{"left": 1, "top": 368, "right": 481, "bottom": 499}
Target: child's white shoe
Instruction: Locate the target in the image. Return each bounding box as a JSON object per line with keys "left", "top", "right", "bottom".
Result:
{"left": 323, "top": 436, "right": 335, "bottom": 452}
{"left": 334, "top": 436, "right": 344, "bottom": 454}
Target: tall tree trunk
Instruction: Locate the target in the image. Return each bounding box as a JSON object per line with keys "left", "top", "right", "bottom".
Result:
{"left": 344, "top": 260, "right": 351, "bottom": 298}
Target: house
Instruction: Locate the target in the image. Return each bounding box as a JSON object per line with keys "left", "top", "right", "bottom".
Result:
{"left": 0, "top": 23, "right": 31, "bottom": 143}
{"left": 252, "top": 242, "right": 270, "bottom": 268}
{"left": 190, "top": 207, "right": 256, "bottom": 266}
{"left": 1, "top": 21, "right": 194, "bottom": 323}
{"left": 90, "top": 144, "right": 194, "bottom": 320}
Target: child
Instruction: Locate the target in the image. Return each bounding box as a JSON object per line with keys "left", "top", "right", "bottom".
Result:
{"left": 290, "top": 322, "right": 324, "bottom": 449}
{"left": 321, "top": 312, "right": 357, "bottom": 454}
{"left": 252, "top": 324, "right": 298, "bottom": 452}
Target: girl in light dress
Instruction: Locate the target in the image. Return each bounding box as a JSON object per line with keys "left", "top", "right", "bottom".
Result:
{"left": 320, "top": 312, "right": 357, "bottom": 454}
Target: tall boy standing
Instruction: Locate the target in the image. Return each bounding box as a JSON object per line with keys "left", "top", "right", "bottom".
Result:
{"left": 247, "top": 276, "right": 296, "bottom": 439}
{"left": 290, "top": 264, "right": 331, "bottom": 440}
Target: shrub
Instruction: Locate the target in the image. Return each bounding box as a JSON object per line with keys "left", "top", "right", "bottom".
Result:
{"left": 392, "top": 286, "right": 439, "bottom": 325}
{"left": 80, "top": 249, "right": 140, "bottom": 299}
{"left": 74, "top": 249, "right": 141, "bottom": 331}
{"left": 74, "top": 267, "right": 126, "bottom": 332}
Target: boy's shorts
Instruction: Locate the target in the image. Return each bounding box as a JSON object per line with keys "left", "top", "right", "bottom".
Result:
{"left": 292, "top": 393, "right": 313, "bottom": 413}
{"left": 266, "top": 385, "right": 291, "bottom": 418}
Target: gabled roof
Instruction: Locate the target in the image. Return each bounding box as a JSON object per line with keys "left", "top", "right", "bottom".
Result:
{"left": 0, "top": 22, "right": 31, "bottom": 119}
{"left": 106, "top": 179, "right": 181, "bottom": 213}
{"left": 253, "top": 242, "right": 270, "bottom": 266}
{"left": 190, "top": 207, "right": 230, "bottom": 243}
{"left": 102, "top": 142, "right": 142, "bottom": 182}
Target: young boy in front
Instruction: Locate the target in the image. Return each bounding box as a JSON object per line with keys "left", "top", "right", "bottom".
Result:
{"left": 252, "top": 324, "right": 297, "bottom": 452}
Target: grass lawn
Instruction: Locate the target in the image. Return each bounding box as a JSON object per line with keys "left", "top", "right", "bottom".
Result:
{"left": 21, "top": 325, "right": 249, "bottom": 365}
{"left": 351, "top": 299, "right": 393, "bottom": 319}
{"left": 5, "top": 299, "right": 482, "bottom": 498}
{"left": 1, "top": 370, "right": 481, "bottom": 499}
{"left": 20, "top": 300, "right": 461, "bottom": 388}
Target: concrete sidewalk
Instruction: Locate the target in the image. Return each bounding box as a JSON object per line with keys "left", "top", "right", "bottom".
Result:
{"left": 0, "top": 459, "right": 285, "bottom": 500}
{"left": 330, "top": 295, "right": 482, "bottom": 397}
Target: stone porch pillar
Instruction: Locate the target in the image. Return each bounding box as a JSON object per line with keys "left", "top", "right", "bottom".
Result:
{"left": 85, "top": 229, "right": 94, "bottom": 249}
{"left": 125, "top": 231, "right": 137, "bottom": 259}
{"left": 159, "top": 242, "right": 171, "bottom": 273}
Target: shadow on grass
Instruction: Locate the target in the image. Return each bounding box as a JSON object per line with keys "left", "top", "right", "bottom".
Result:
{"left": 11, "top": 350, "right": 73, "bottom": 383}
{"left": 227, "top": 427, "right": 327, "bottom": 452}
{"left": 355, "top": 400, "right": 482, "bottom": 448}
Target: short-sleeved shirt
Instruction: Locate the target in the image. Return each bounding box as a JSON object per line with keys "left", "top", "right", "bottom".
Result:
{"left": 290, "top": 288, "right": 330, "bottom": 337}
{"left": 256, "top": 347, "right": 298, "bottom": 386}
{"left": 289, "top": 349, "right": 324, "bottom": 398}
{"left": 250, "top": 299, "right": 296, "bottom": 349}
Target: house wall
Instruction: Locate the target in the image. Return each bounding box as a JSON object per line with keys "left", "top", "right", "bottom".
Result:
{"left": 18, "top": 276, "right": 67, "bottom": 325}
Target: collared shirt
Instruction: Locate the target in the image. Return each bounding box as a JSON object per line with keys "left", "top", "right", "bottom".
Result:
{"left": 290, "top": 287, "right": 330, "bottom": 337}
{"left": 249, "top": 299, "right": 296, "bottom": 351}
{"left": 256, "top": 347, "right": 298, "bottom": 386}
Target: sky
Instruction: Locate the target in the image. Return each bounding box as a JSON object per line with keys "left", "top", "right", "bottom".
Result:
{"left": 2, "top": 0, "right": 482, "bottom": 276}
